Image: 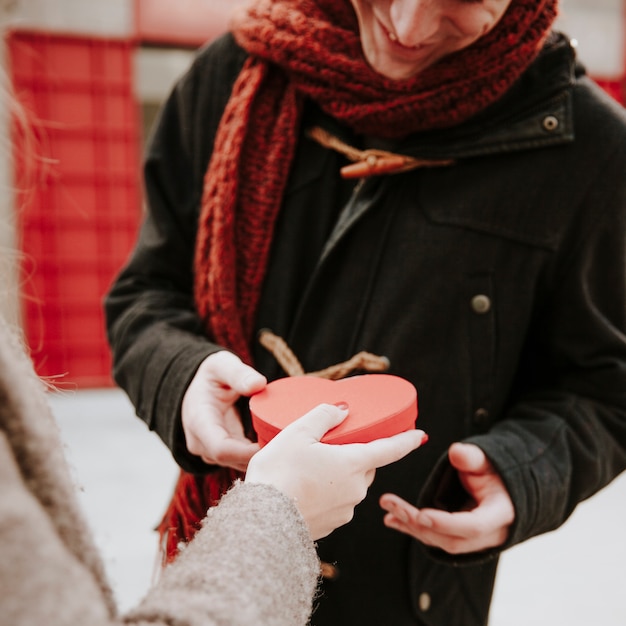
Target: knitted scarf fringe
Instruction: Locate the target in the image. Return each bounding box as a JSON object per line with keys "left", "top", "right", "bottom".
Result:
{"left": 158, "top": 468, "right": 243, "bottom": 564}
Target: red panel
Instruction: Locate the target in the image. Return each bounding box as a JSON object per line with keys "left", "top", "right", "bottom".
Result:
{"left": 8, "top": 32, "right": 142, "bottom": 388}
{"left": 594, "top": 77, "right": 625, "bottom": 105}
{"left": 136, "top": 0, "right": 247, "bottom": 47}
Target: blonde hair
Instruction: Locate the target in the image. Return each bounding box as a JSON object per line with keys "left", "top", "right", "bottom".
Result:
{"left": 0, "top": 63, "right": 39, "bottom": 331}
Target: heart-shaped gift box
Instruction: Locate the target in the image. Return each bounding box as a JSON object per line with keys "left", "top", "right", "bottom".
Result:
{"left": 250, "top": 374, "right": 418, "bottom": 446}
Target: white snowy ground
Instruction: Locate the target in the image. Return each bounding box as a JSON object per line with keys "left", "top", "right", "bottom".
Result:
{"left": 49, "top": 388, "right": 626, "bottom": 624}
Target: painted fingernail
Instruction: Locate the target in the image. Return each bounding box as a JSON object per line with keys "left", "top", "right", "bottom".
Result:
{"left": 421, "top": 433, "right": 429, "bottom": 445}
{"left": 334, "top": 401, "right": 349, "bottom": 411}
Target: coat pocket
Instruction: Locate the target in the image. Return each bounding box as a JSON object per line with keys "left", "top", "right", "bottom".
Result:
{"left": 408, "top": 543, "right": 499, "bottom": 626}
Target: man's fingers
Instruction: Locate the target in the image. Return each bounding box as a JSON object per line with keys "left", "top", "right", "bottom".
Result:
{"left": 381, "top": 492, "right": 502, "bottom": 535}
{"left": 203, "top": 351, "right": 267, "bottom": 395}
{"left": 416, "top": 506, "right": 497, "bottom": 538}
{"left": 409, "top": 506, "right": 510, "bottom": 553}
{"left": 448, "top": 442, "right": 491, "bottom": 474}
{"left": 391, "top": 500, "right": 508, "bottom": 542}
{"left": 201, "top": 438, "right": 260, "bottom": 470}
{"left": 381, "top": 503, "right": 502, "bottom": 553}
{"left": 189, "top": 417, "right": 259, "bottom": 468}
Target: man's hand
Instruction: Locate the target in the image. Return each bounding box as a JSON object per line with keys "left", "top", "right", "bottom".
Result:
{"left": 379, "top": 442, "right": 515, "bottom": 554}
{"left": 181, "top": 351, "right": 266, "bottom": 471}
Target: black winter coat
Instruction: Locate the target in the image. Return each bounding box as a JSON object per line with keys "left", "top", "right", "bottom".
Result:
{"left": 105, "top": 32, "right": 626, "bottom": 626}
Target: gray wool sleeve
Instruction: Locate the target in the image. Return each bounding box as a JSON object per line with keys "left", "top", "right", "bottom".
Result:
{"left": 125, "top": 481, "right": 321, "bottom": 626}
{"left": 0, "top": 316, "right": 320, "bottom": 626}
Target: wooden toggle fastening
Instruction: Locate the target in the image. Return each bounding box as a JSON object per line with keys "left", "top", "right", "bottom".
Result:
{"left": 341, "top": 154, "right": 414, "bottom": 179}
{"left": 307, "top": 126, "right": 455, "bottom": 180}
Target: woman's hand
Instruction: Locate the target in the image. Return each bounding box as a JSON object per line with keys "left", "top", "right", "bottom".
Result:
{"left": 380, "top": 442, "right": 515, "bottom": 554}
{"left": 246, "top": 403, "right": 427, "bottom": 540}
{"left": 181, "top": 351, "right": 266, "bottom": 471}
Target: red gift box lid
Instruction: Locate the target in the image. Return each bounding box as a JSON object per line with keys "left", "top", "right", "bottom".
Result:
{"left": 250, "top": 374, "right": 418, "bottom": 446}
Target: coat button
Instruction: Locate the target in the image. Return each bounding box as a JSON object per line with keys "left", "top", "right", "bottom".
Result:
{"left": 474, "top": 408, "right": 490, "bottom": 427}
{"left": 418, "top": 592, "right": 432, "bottom": 612}
{"left": 542, "top": 115, "right": 559, "bottom": 132}
{"left": 471, "top": 294, "right": 491, "bottom": 314}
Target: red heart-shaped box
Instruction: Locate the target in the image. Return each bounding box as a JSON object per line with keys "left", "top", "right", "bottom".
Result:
{"left": 250, "top": 374, "right": 418, "bottom": 446}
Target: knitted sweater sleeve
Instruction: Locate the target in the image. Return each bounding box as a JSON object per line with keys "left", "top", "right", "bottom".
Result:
{"left": 124, "top": 481, "right": 320, "bottom": 626}
{"left": 0, "top": 432, "right": 118, "bottom": 626}
{"left": 0, "top": 316, "right": 319, "bottom": 626}
{"left": 0, "top": 433, "right": 319, "bottom": 626}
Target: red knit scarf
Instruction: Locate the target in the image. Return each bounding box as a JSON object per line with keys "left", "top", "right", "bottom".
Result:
{"left": 159, "top": 0, "right": 559, "bottom": 561}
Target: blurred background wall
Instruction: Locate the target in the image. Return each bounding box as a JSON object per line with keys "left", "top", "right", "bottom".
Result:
{"left": 0, "top": 0, "right": 624, "bottom": 388}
